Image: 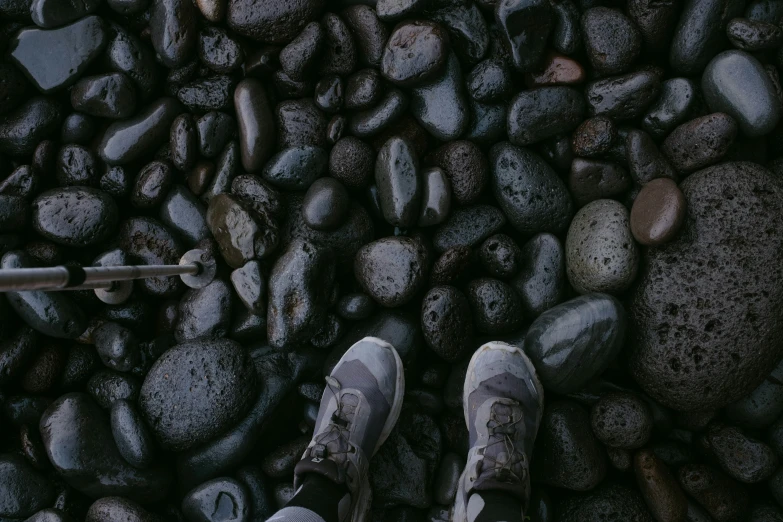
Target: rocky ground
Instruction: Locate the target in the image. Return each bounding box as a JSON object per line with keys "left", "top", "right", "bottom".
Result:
{"left": 1, "top": 0, "right": 783, "bottom": 521}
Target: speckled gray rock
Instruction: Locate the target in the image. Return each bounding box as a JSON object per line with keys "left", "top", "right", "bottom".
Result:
{"left": 410, "top": 52, "right": 469, "bottom": 141}
{"left": 701, "top": 423, "right": 779, "bottom": 483}
{"left": 175, "top": 278, "right": 233, "bottom": 343}
{"left": 139, "top": 338, "right": 257, "bottom": 451}
{"left": 661, "top": 113, "right": 738, "bottom": 173}
{"left": 375, "top": 136, "right": 421, "bottom": 228}
{"left": 566, "top": 199, "right": 639, "bottom": 295}
{"left": 491, "top": 142, "right": 573, "bottom": 236}
{"left": 355, "top": 236, "right": 429, "bottom": 308}
{"left": 702, "top": 50, "right": 782, "bottom": 137}
{"left": 421, "top": 286, "right": 473, "bottom": 363}
{"left": 556, "top": 483, "right": 655, "bottom": 522}
{"left": 206, "top": 193, "right": 279, "bottom": 268}
{"left": 466, "top": 277, "right": 524, "bottom": 335}
{"left": 591, "top": 392, "right": 653, "bottom": 450}
{"left": 582, "top": 7, "right": 641, "bottom": 76}
{"left": 525, "top": 293, "right": 626, "bottom": 395}
{"left": 629, "top": 162, "right": 783, "bottom": 411}
{"left": 507, "top": 87, "right": 585, "bottom": 146}
{"left": 110, "top": 400, "right": 156, "bottom": 470}
{"left": 432, "top": 204, "right": 506, "bottom": 252}
{"left": 32, "top": 187, "right": 118, "bottom": 247}
{"left": 642, "top": 78, "right": 701, "bottom": 140}
{"left": 511, "top": 233, "right": 566, "bottom": 317}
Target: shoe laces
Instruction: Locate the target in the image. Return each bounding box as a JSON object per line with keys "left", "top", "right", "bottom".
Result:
{"left": 311, "top": 376, "right": 357, "bottom": 462}
{"left": 481, "top": 402, "right": 526, "bottom": 484}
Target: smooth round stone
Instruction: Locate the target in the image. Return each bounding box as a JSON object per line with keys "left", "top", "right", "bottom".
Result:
{"left": 234, "top": 79, "right": 274, "bottom": 173}
{"left": 630, "top": 178, "right": 686, "bottom": 246}
{"left": 0, "top": 454, "right": 54, "bottom": 518}
{"left": 0, "top": 97, "right": 62, "bottom": 156}
{"left": 231, "top": 173, "right": 283, "bottom": 216}
{"left": 140, "top": 338, "right": 257, "bottom": 451}
{"left": 434, "top": 453, "right": 463, "bottom": 506}
{"left": 557, "top": 483, "right": 655, "bottom": 522}
{"left": 496, "top": 0, "right": 552, "bottom": 72}
{"left": 568, "top": 158, "right": 630, "bottom": 207}
{"left": 328, "top": 137, "right": 374, "bottom": 190}
{"left": 507, "top": 86, "right": 585, "bottom": 146}
{"left": 421, "top": 285, "right": 473, "bottom": 362}
{"left": 582, "top": 7, "right": 641, "bottom": 76}
{"left": 230, "top": 260, "right": 266, "bottom": 315}
{"left": 2, "top": 252, "right": 86, "bottom": 339}
{"left": 349, "top": 87, "right": 408, "bottom": 138}
{"left": 678, "top": 464, "right": 748, "bottom": 521}
{"left": 262, "top": 146, "right": 327, "bottom": 190}
{"left": 131, "top": 160, "right": 174, "bottom": 209}
{"left": 478, "top": 234, "right": 520, "bottom": 279}
{"left": 355, "top": 236, "right": 428, "bottom": 308}
{"left": 31, "top": 187, "right": 117, "bottom": 247}
{"left": 175, "top": 278, "right": 233, "bottom": 343}
{"left": 336, "top": 293, "right": 375, "bottom": 321}
{"left": 279, "top": 22, "right": 325, "bottom": 81}
{"left": 118, "top": 217, "right": 184, "bottom": 297}
{"left": 381, "top": 21, "right": 449, "bottom": 87}
{"left": 1, "top": 165, "right": 40, "bottom": 199}
{"left": 727, "top": 17, "right": 783, "bottom": 49}
{"left": 197, "top": 111, "right": 235, "bottom": 159}
{"left": 662, "top": 113, "right": 738, "bottom": 173}
{"left": 566, "top": 199, "right": 639, "bottom": 295}
{"left": 464, "top": 100, "right": 506, "bottom": 146}
{"left": 235, "top": 466, "right": 274, "bottom": 522}
{"left": 467, "top": 59, "right": 512, "bottom": 103}
{"left": 627, "top": 0, "right": 680, "bottom": 53}
{"left": 86, "top": 497, "right": 158, "bottom": 522}
{"left": 227, "top": 0, "right": 324, "bottom": 43}
{"left": 87, "top": 369, "right": 141, "bottom": 409}
{"left": 70, "top": 73, "right": 136, "bottom": 120}
{"left": 375, "top": 136, "right": 421, "bottom": 228}
{"left": 342, "top": 5, "right": 387, "bottom": 67}
{"left": 432, "top": 204, "right": 506, "bottom": 252}
{"left": 8, "top": 16, "right": 107, "bottom": 93}
{"left": 199, "top": 26, "right": 243, "bottom": 72}
{"left": 525, "top": 293, "right": 625, "bottom": 395}
{"left": 511, "top": 233, "right": 566, "bottom": 317}
{"left": 726, "top": 358, "right": 783, "bottom": 429}
{"left": 104, "top": 22, "right": 159, "bottom": 99}
{"left": 642, "top": 78, "right": 700, "bottom": 140}
{"left": 591, "top": 392, "right": 653, "bottom": 449}
{"left": 410, "top": 52, "right": 469, "bottom": 141}
{"left": 93, "top": 322, "right": 139, "bottom": 372}
{"left": 626, "top": 129, "right": 677, "bottom": 185}
{"left": 267, "top": 240, "right": 335, "bottom": 348}
{"left": 586, "top": 70, "right": 662, "bottom": 120}
{"left": 31, "top": 0, "right": 100, "bottom": 28}
{"left": 702, "top": 424, "right": 779, "bottom": 483}
{"left": 159, "top": 185, "right": 209, "bottom": 245}
{"left": 110, "top": 399, "right": 156, "bottom": 469}
{"left": 702, "top": 50, "right": 782, "bottom": 137}
{"left": 302, "top": 177, "right": 350, "bottom": 231}
{"left": 60, "top": 113, "right": 96, "bottom": 145}
{"left": 634, "top": 450, "right": 688, "bottom": 522}
{"left": 182, "top": 478, "right": 250, "bottom": 522}
{"left": 40, "top": 393, "right": 171, "bottom": 502}
{"left": 150, "top": 0, "right": 197, "bottom": 68}
{"left": 56, "top": 144, "right": 99, "bottom": 186}
{"left": 572, "top": 116, "right": 616, "bottom": 158}
{"left": 630, "top": 163, "right": 783, "bottom": 412}
{"left": 314, "top": 75, "right": 343, "bottom": 113}
{"left": 318, "top": 13, "right": 356, "bottom": 76}
{"left": 99, "top": 98, "right": 184, "bottom": 166}
{"left": 170, "top": 114, "right": 197, "bottom": 172}
{"left": 426, "top": 140, "right": 488, "bottom": 206}
{"left": 532, "top": 400, "right": 607, "bottom": 491}
{"left": 466, "top": 277, "right": 524, "bottom": 335}
{"left": 490, "top": 142, "right": 573, "bottom": 236}
{"left": 0, "top": 327, "right": 37, "bottom": 389}
{"left": 669, "top": 0, "right": 745, "bottom": 76}
{"left": 277, "top": 99, "right": 327, "bottom": 148}
{"left": 24, "top": 508, "right": 74, "bottom": 522}
{"left": 345, "top": 69, "right": 383, "bottom": 110}
{"left": 430, "top": 2, "right": 488, "bottom": 66}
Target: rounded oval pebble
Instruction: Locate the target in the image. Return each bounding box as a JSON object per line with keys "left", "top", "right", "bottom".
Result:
{"left": 701, "top": 423, "right": 779, "bottom": 483}
{"left": 375, "top": 136, "right": 421, "bottom": 228}
{"left": 630, "top": 178, "right": 686, "bottom": 246}
{"left": 507, "top": 87, "right": 585, "bottom": 146}
{"left": 566, "top": 199, "right": 639, "bottom": 295}
{"left": 582, "top": 7, "right": 641, "bottom": 76}
{"left": 557, "top": 483, "right": 655, "bottom": 522}
{"left": 32, "top": 187, "right": 118, "bottom": 247}
{"left": 355, "top": 236, "right": 428, "bottom": 307}
{"left": 0, "top": 453, "right": 54, "bottom": 519}
{"left": 466, "top": 277, "right": 523, "bottom": 335}
{"left": 131, "top": 160, "right": 174, "bottom": 209}
{"left": 329, "top": 136, "right": 374, "bottom": 190}
{"left": 85, "top": 497, "right": 158, "bottom": 522}
{"left": 110, "top": 399, "right": 156, "bottom": 469}
{"left": 182, "top": 477, "right": 250, "bottom": 522}
{"left": 421, "top": 285, "right": 473, "bottom": 362}
{"left": 302, "top": 177, "right": 350, "bottom": 230}
{"left": 381, "top": 21, "right": 449, "bottom": 87}
{"left": 70, "top": 73, "right": 137, "bottom": 120}
{"left": 591, "top": 392, "right": 654, "bottom": 449}
{"left": 263, "top": 146, "right": 327, "bottom": 190}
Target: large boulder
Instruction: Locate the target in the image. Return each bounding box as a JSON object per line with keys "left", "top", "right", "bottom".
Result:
{"left": 628, "top": 162, "right": 783, "bottom": 411}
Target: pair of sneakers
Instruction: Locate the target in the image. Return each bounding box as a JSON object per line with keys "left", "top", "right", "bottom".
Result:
{"left": 293, "top": 337, "right": 545, "bottom": 522}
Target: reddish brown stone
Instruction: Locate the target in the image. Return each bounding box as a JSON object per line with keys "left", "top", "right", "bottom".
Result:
{"left": 525, "top": 52, "right": 586, "bottom": 88}
{"left": 630, "top": 178, "right": 686, "bottom": 246}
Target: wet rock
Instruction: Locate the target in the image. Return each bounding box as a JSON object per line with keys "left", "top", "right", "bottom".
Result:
{"left": 231, "top": 173, "right": 283, "bottom": 217}
{"left": 268, "top": 240, "right": 335, "bottom": 347}
{"left": 703, "top": 50, "right": 782, "bottom": 137}
{"left": 433, "top": 453, "right": 463, "bottom": 506}
{"left": 432, "top": 204, "right": 505, "bottom": 252}
{"left": 586, "top": 70, "right": 661, "bottom": 120}
{"left": 670, "top": 0, "right": 745, "bottom": 75}
{"left": 678, "top": 464, "right": 748, "bottom": 522}
{"left": 30, "top": 0, "right": 99, "bottom": 28}
{"left": 467, "top": 59, "right": 511, "bottom": 103}
{"left": 525, "top": 293, "right": 625, "bottom": 396}
{"left": 119, "top": 217, "right": 184, "bottom": 297}
{"left": 532, "top": 399, "right": 607, "bottom": 491}
{"left": 170, "top": 114, "right": 197, "bottom": 172}
{"left": 342, "top": 5, "right": 387, "bottom": 68}
{"left": 490, "top": 142, "right": 573, "bottom": 236}
{"left": 110, "top": 400, "right": 156, "bottom": 470}
{"left": 507, "top": 87, "right": 585, "bottom": 146}
{"left": 381, "top": 21, "right": 449, "bottom": 87}
{"left": 2, "top": 252, "right": 86, "bottom": 339}
{"left": 701, "top": 424, "right": 779, "bottom": 483}
{"left": 349, "top": 87, "right": 408, "bottom": 138}
{"left": 197, "top": 111, "right": 236, "bottom": 159}
{"left": 94, "top": 322, "right": 140, "bottom": 373}
{"left": 727, "top": 17, "right": 783, "bottom": 50}
{"left": 20, "top": 344, "right": 64, "bottom": 394}
{"left": 496, "top": 0, "right": 552, "bottom": 72}
{"left": 71, "top": 73, "right": 137, "bottom": 120}
{"left": 31, "top": 187, "right": 117, "bottom": 247}
{"left": 524, "top": 51, "right": 585, "bottom": 89}
{"left": 263, "top": 146, "right": 327, "bottom": 191}
{"left": 175, "top": 278, "right": 233, "bottom": 343}
{"left": 466, "top": 277, "right": 523, "bottom": 335}
{"left": 99, "top": 98, "right": 184, "bottom": 166}
{"left": 206, "top": 193, "right": 279, "bottom": 268}
{"left": 160, "top": 185, "right": 210, "bottom": 245}
{"left": 315, "top": 75, "right": 344, "bottom": 113}
{"left": 61, "top": 113, "right": 96, "bottom": 145}
{"left": 642, "top": 78, "right": 700, "bottom": 140}
{"left": 355, "top": 236, "right": 428, "bottom": 308}
{"left": 0, "top": 97, "right": 62, "bottom": 156}
{"left": 568, "top": 158, "right": 631, "bottom": 207}
{"left": 626, "top": 129, "right": 677, "bottom": 185}
{"left": 0, "top": 453, "right": 54, "bottom": 519}
{"left": 140, "top": 338, "right": 257, "bottom": 451}
{"left": 182, "top": 477, "right": 250, "bottom": 522}
{"left": 328, "top": 136, "right": 374, "bottom": 190}
{"left": 302, "top": 177, "right": 350, "bottom": 231}
{"left": 40, "top": 393, "right": 171, "bottom": 502}
{"left": 627, "top": 0, "right": 680, "bottom": 53}
{"left": 591, "top": 392, "right": 653, "bottom": 449}
{"left": 150, "top": 0, "right": 197, "bottom": 67}
{"left": 0, "top": 165, "right": 39, "bottom": 198}
{"left": 375, "top": 136, "right": 421, "bottom": 228}
{"left": 478, "top": 234, "right": 520, "bottom": 279}
{"left": 556, "top": 483, "right": 655, "bottom": 522}
{"left": 661, "top": 113, "right": 737, "bottom": 173}
{"left": 131, "top": 160, "right": 174, "bottom": 209}
{"left": 199, "top": 26, "right": 243, "bottom": 72}
{"left": 87, "top": 369, "right": 141, "bottom": 409}
{"left": 280, "top": 22, "right": 325, "bottom": 82}
{"left": 177, "top": 75, "right": 235, "bottom": 112}
{"left": 318, "top": 12, "right": 356, "bottom": 76}
{"left": 276, "top": 98, "right": 328, "bottom": 149}
{"left": 511, "top": 233, "right": 566, "bottom": 317}
{"left": 630, "top": 178, "right": 686, "bottom": 246}
{"left": 345, "top": 69, "right": 383, "bottom": 111}
{"left": 410, "top": 53, "right": 469, "bottom": 141}
{"left": 629, "top": 162, "right": 783, "bottom": 411}
{"left": 103, "top": 22, "right": 159, "bottom": 100}
{"left": 572, "top": 116, "right": 616, "bottom": 158}
{"left": 418, "top": 167, "right": 450, "bottom": 227}
{"left": 230, "top": 260, "right": 266, "bottom": 315}
{"left": 566, "top": 199, "right": 639, "bottom": 295}
{"left": 228, "top": 0, "right": 324, "bottom": 42}
{"left": 236, "top": 465, "right": 275, "bottom": 521}
{"left": 336, "top": 293, "right": 375, "bottom": 321}
{"left": 582, "top": 7, "right": 641, "bottom": 76}
{"left": 421, "top": 286, "right": 473, "bottom": 362}
{"left": 426, "top": 140, "right": 488, "bottom": 206}
{"left": 9, "top": 16, "right": 107, "bottom": 93}
{"left": 261, "top": 436, "right": 311, "bottom": 478}
{"left": 85, "top": 497, "right": 158, "bottom": 522}
{"left": 55, "top": 144, "right": 100, "bottom": 186}
{"left": 464, "top": 100, "right": 507, "bottom": 146}
{"left": 634, "top": 449, "right": 688, "bottom": 522}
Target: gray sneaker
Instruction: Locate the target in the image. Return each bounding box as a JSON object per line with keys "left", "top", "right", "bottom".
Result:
{"left": 294, "top": 336, "right": 405, "bottom": 522}
{"left": 452, "top": 342, "right": 545, "bottom": 522}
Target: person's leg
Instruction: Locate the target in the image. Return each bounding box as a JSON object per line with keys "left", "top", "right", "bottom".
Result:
{"left": 452, "top": 342, "right": 545, "bottom": 522}
{"left": 268, "top": 336, "right": 405, "bottom": 522}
